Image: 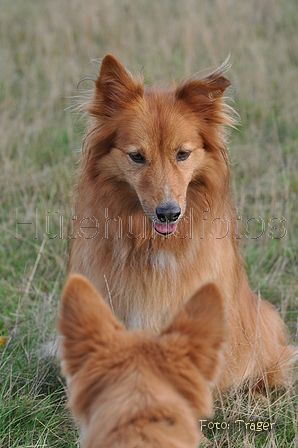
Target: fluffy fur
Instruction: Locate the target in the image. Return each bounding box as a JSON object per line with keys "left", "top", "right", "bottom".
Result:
{"left": 59, "top": 275, "right": 227, "bottom": 448}
{"left": 68, "top": 54, "right": 295, "bottom": 390}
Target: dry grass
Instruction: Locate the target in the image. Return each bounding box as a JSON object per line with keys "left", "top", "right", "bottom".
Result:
{"left": 0, "top": 0, "right": 297, "bottom": 446}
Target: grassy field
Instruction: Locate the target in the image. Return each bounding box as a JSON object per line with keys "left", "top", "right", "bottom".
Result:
{"left": 0, "top": 0, "right": 297, "bottom": 446}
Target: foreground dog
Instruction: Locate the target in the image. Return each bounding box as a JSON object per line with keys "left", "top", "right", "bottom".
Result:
{"left": 68, "top": 55, "right": 294, "bottom": 389}
{"left": 59, "top": 275, "right": 227, "bottom": 447}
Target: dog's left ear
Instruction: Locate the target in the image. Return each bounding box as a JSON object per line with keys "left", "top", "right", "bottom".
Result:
{"left": 175, "top": 71, "right": 230, "bottom": 103}
{"left": 175, "top": 68, "right": 233, "bottom": 132}
{"left": 59, "top": 275, "right": 124, "bottom": 377}
{"left": 161, "top": 282, "right": 227, "bottom": 384}
{"left": 175, "top": 67, "right": 235, "bottom": 159}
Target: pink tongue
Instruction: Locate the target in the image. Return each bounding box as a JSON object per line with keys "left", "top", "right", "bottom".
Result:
{"left": 154, "top": 222, "right": 177, "bottom": 234}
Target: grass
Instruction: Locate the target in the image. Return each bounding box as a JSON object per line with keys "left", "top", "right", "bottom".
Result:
{"left": 0, "top": 0, "right": 297, "bottom": 446}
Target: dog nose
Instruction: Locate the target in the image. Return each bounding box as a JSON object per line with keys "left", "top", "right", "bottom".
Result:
{"left": 155, "top": 203, "right": 181, "bottom": 223}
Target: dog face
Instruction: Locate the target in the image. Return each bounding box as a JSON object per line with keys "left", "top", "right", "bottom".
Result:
{"left": 84, "top": 55, "right": 233, "bottom": 236}
{"left": 59, "top": 275, "right": 227, "bottom": 447}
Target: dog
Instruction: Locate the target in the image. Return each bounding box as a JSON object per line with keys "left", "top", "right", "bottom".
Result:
{"left": 68, "top": 54, "right": 295, "bottom": 390}
{"left": 59, "top": 275, "right": 227, "bottom": 448}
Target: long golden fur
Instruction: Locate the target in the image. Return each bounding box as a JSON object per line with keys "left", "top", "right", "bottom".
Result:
{"left": 68, "top": 54, "right": 295, "bottom": 389}
{"left": 59, "top": 275, "right": 227, "bottom": 448}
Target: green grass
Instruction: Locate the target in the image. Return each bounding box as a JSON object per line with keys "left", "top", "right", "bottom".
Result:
{"left": 0, "top": 0, "right": 297, "bottom": 446}
{"left": 0, "top": 355, "right": 79, "bottom": 447}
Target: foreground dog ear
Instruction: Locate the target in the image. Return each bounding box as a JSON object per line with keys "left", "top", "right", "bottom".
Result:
{"left": 90, "top": 54, "right": 144, "bottom": 117}
{"left": 59, "top": 274, "right": 124, "bottom": 377}
{"left": 162, "top": 282, "right": 227, "bottom": 384}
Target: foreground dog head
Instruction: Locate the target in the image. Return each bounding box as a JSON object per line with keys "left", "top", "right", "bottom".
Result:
{"left": 83, "top": 55, "right": 235, "bottom": 236}
{"left": 59, "top": 275, "right": 227, "bottom": 447}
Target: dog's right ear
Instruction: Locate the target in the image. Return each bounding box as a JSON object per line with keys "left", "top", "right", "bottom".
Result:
{"left": 89, "top": 54, "right": 144, "bottom": 117}
{"left": 162, "top": 282, "right": 227, "bottom": 384}
{"left": 59, "top": 275, "right": 124, "bottom": 377}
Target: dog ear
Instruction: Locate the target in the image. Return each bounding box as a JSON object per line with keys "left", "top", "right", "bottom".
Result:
{"left": 175, "top": 71, "right": 230, "bottom": 103}
{"left": 59, "top": 274, "right": 124, "bottom": 377}
{"left": 90, "top": 54, "right": 144, "bottom": 117}
{"left": 175, "top": 68, "right": 235, "bottom": 161}
{"left": 161, "top": 282, "right": 227, "bottom": 384}
{"left": 175, "top": 69, "right": 233, "bottom": 130}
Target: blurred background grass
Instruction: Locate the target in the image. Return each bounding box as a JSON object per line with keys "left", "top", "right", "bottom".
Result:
{"left": 0, "top": 0, "right": 297, "bottom": 446}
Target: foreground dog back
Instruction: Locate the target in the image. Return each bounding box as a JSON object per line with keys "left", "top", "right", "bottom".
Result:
{"left": 59, "top": 275, "right": 227, "bottom": 447}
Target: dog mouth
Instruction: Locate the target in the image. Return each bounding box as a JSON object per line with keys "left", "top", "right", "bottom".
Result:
{"left": 153, "top": 221, "right": 178, "bottom": 235}
{"left": 140, "top": 200, "right": 181, "bottom": 235}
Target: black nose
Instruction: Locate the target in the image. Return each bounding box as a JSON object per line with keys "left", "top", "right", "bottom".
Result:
{"left": 155, "top": 203, "right": 181, "bottom": 223}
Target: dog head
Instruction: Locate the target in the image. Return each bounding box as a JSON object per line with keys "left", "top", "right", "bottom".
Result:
{"left": 83, "top": 55, "right": 235, "bottom": 236}
{"left": 59, "top": 275, "right": 227, "bottom": 447}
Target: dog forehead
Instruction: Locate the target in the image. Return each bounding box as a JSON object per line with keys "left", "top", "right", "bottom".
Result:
{"left": 144, "top": 90, "right": 198, "bottom": 143}
{"left": 117, "top": 89, "right": 199, "bottom": 151}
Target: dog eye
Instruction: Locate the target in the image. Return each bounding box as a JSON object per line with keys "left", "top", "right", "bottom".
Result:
{"left": 176, "top": 150, "right": 190, "bottom": 161}
{"left": 129, "top": 152, "right": 146, "bottom": 164}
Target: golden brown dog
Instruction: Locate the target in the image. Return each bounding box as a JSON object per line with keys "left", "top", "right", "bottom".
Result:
{"left": 68, "top": 55, "right": 295, "bottom": 389}
{"left": 59, "top": 275, "right": 227, "bottom": 448}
